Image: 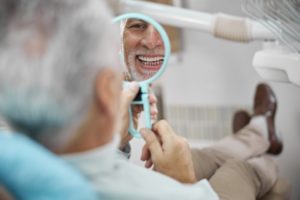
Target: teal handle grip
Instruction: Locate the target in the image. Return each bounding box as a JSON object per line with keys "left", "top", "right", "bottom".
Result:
{"left": 128, "top": 93, "right": 151, "bottom": 138}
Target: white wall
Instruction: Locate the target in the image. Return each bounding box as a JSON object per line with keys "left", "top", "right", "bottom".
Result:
{"left": 159, "top": 0, "right": 300, "bottom": 199}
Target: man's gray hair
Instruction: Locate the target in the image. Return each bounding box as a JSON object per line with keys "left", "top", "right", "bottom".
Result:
{"left": 0, "top": 0, "right": 119, "bottom": 148}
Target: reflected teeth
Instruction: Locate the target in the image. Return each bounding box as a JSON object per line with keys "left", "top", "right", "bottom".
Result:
{"left": 138, "top": 56, "right": 164, "bottom": 62}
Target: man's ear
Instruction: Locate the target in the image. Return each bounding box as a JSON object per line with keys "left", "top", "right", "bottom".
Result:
{"left": 94, "top": 68, "right": 121, "bottom": 118}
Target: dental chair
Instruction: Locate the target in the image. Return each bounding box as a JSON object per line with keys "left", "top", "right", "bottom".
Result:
{"left": 0, "top": 131, "right": 98, "bottom": 200}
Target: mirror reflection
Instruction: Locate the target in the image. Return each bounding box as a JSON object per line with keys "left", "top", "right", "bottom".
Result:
{"left": 122, "top": 19, "right": 165, "bottom": 81}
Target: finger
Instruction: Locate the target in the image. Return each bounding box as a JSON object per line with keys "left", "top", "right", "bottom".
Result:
{"left": 145, "top": 158, "right": 153, "bottom": 168}
{"left": 151, "top": 114, "right": 157, "bottom": 124}
{"left": 119, "top": 133, "right": 133, "bottom": 150}
{"left": 153, "top": 166, "right": 157, "bottom": 171}
{"left": 140, "top": 128, "right": 163, "bottom": 161}
{"left": 152, "top": 120, "right": 174, "bottom": 143}
{"left": 150, "top": 94, "right": 158, "bottom": 115}
{"left": 149, "top": 93, "right": 157, "bottom": 104}
{"left": 141, "top": 144, "right": 151, "bottom": 161}
{"left": 149, "top": 93, "right": 158, "bottom": 123}
{"left": 124, "top": 134, "right": 133, "bottom": 144}
{"left": 121, "top": 82, "right": 139, "bottom": 108}
{"left": 150, "top": 103, "right": 158, "bottom": 116}
{"left": 150, "top": 103, "right": 158, "bottom": 122}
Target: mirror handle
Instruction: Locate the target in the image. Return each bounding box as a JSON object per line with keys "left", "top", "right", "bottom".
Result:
{"left": 128, "top": 93, "right": 151, "bottom": 138}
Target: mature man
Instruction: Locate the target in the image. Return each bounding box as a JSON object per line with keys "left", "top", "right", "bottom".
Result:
{"left": 0, "top": 0, "right": 282, "bottom": 200}
{"left": 122, "top": 19, "right": 164, "bottom": 81}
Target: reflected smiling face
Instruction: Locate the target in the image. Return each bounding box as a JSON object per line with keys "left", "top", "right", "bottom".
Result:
{"left": 123, "top": 19, "right": 165, "bottom": 81}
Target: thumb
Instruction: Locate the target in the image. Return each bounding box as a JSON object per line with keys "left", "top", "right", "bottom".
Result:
{"left": 141, "top": 144, "right": 151, "bottom": 161}
{"left": 140, "top": 128, "right": 163, "bottom": 161}
{"left": 121, "top": 82, "right": 139, "bottom": 107}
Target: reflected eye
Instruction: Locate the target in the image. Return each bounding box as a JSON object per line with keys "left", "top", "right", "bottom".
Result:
{"left": 127, "top": 22, "right": 147, "bottom": 31}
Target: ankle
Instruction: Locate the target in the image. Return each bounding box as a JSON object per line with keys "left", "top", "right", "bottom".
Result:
{"left": 249, "top": 116, "right": 269, "bottom": 140}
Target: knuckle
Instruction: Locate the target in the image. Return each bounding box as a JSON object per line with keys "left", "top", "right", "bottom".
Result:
{"left": 174, "top": 136, "right": 188, "bottom": 148}
{"left": 160, "top": 119, "right": 168, "bottom": 125}
{"left": 173, "top": 140, "right": 182, "bottom": 149}
{"left": 157, "top": 120, "right": 168, "bottom": 128}
{"left": 146, "top": 134, "right": 156, "bottom": 145}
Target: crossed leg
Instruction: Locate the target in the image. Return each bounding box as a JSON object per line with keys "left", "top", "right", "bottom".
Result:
{"left": 191, "top": 117, "right": 278, "bottom": 200}
{"left": 191, "top": 117, "right": 269, "bottom": 180}
{"left": 209, "top": 156, "right": 277, "bottom": 200}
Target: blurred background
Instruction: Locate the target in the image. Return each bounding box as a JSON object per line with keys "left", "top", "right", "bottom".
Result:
{"left": 124, "top": 0, "right": 300, "bottom": 199}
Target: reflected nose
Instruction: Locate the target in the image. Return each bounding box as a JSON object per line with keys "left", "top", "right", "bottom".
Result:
{"left": 141, "top": 26, "right": 163, "bottom": 50}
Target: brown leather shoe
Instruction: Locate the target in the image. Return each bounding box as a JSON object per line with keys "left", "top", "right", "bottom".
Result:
{"left": 232, "top": 110, "right": 250, "bottom": 133}
{"left": 253, "top": 83, "right": 283, "bottom": 155}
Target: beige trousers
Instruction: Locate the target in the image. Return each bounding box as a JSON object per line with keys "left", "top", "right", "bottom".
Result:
{"left": 191, "top": 123, "right": 279, "bottom": 200}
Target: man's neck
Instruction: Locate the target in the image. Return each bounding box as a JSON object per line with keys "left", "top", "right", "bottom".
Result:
{"left": 60, "top": 107, "right": 114, "bottom": 154}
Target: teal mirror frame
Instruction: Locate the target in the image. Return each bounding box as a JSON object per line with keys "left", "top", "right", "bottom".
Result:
{"left": 112, "top": 13, "right": 171, "bottom": 138}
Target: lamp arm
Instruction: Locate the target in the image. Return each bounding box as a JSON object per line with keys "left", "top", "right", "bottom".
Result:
{"left": 120, "top": 0, "right": 276, "bottom": 42}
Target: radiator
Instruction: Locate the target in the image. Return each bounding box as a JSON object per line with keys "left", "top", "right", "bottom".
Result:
{"left": 165, "top": 105, "right": 250, "bottom": 140}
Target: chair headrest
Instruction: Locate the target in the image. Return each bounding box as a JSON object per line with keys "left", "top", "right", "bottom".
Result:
{"left": 0, "top": 132, "right": 98, "bottom": 200}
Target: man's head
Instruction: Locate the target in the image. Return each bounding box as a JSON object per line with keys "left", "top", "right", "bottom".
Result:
{"left": 0, "top": 0, "right": 122, "bottom": 152}
{"left": 123, "top": 19, "right": 165, "bottom": 81}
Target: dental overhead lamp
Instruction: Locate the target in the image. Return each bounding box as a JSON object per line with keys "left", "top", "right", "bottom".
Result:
{"left": 120, "top": 0, "right": 300, "bottom": 87}
{"left": 243, "top": 0, "right": 300, "bottom": 87}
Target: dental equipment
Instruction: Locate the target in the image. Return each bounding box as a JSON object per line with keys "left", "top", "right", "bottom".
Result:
{"left": 119, "top": 0, "right": 300, "bottom": 87}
